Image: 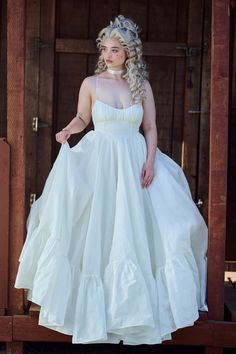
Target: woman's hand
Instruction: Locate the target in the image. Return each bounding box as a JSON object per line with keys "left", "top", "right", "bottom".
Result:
{"left": 141, "top": 161, "right": 155, "bottom": 188}
{"left": 55, "top": 129, "right": 71, "bottom": 144}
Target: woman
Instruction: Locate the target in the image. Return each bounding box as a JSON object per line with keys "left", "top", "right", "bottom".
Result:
{"left": 15, "top": 15, "right": 208, "bottom": 345}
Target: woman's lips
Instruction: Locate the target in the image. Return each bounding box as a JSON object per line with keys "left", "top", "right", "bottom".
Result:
{"left": 106, "top": 60, "right": 113, "bottom": 63}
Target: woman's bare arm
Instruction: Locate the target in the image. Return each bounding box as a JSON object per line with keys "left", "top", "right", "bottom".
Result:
{"left": 140, "top": 80, "right": 158, "bottom": 187}
{"left": 55, "top": 77, "right": 92, "bottom": 143}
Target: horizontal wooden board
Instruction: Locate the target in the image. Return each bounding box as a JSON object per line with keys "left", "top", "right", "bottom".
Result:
{"left": 11, "top": 315, "right": 236, "bottom": 347}
{"left": 56, "top": 38, "right": 186, "bottom": 57}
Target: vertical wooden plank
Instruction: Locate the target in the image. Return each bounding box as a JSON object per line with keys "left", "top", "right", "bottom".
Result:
{"left": 88, "top": 0, "right": 120, "bottom": 38}
{"left": 58, "top": 0, "right": 90, "bottom": 38}
{"left": 36, "top": 0, "right": 56, "bottom": 194}
{"left": 7, "top": 0, "right": 25, "bottom": 314}
{"left": 54, "top": 52, "right": 88, "bottom": 151}
{"left": 119, "top": 0, "right": 148, "bottom": 41}
{"left": 226, "top": 0, "right": 236, "bottom": 261}
{"left": 172, "top": 0, "right": 188, "bottom": 165}
{"left": 208, "top": 0, "right": 229, "bottom": 321}
{"left": 0, "top": 139, "right": 10, "bottom": 312}
{"left": 197, "top": 0, "right": 211, "bottom": 222}
{"left": 53, "top": 0, "right": 90, "bottom": 157}
{"left": 148, "top": 0, "right": 177, "bottom": 156}
{"left": 182, "top": 0, "right": 204, "bottom": 200}
{"left": 0, "top": 0, "right": 7, "bottom": 137}
{"left": 24, "top": 0, "right": 40, "bottom": 219}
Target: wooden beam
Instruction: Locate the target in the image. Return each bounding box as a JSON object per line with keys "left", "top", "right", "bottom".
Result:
{"left": 0, "top": 139, "right": 10, "bottom": 312}
{"left": 207, "top": 0, "right": 230, "bottom": 320}
{"left": 11, "top": 315, "right": 236, "bottom": 347}
{"left": 0, "top": 316, "right": 12, "bottom": 341}
{"left": 7, "top": 0, "right": 25, "bottom": 314}
{"left": 56, "top": 38, "right": 187, "bottom": 57}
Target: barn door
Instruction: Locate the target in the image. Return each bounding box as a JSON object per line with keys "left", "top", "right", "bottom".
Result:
{"left": 25, "top": 0, "right": 210, "bottom": 220}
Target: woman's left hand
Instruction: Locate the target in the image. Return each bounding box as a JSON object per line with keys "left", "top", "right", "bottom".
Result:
{"left": 141, "top": 162, "right": 155, "bottom": 188}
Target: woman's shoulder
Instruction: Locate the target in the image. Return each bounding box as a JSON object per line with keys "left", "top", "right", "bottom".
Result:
{"left": 143, "top": 79, "right": 151, "bottom": 89}
{"left": 81, "top": 73, "right": 107, "bottom": 89}
{"left": 81, "top": 75, "right": 97, "bottom": 87}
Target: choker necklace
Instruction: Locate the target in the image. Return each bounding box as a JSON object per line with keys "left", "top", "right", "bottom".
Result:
{"left": 107, "top": 68, "right": 126, "bottom": 75}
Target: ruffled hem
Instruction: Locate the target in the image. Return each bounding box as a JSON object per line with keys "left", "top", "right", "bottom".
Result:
{"left": 15, "top": 251, "right": 207, "bottom": 344}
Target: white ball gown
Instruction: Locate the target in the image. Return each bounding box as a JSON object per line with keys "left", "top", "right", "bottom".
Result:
{"left": 15, "top": 88, "right": 208, "bottom": 345}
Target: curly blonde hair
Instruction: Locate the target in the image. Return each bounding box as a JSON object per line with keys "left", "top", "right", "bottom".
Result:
{"left": 95, "top": 15, "right": 148, "bottom": 104}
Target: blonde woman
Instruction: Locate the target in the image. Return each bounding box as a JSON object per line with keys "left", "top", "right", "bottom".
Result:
{"left": 15, "top": 15, "right": 208, "bottom": 345}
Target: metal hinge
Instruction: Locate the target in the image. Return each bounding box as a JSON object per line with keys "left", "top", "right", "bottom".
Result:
{"left": 32, "top": 117, "right": 50, "bottom": 132}
{"left": 29, "top": 193, "right": 36, "bottom": 206}
{"left": 196, "top": 198, "right": 203, "bottom": 209}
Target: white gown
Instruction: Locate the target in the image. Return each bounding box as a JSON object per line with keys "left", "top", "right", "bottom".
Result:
{"left": 15, "top": 82, "right": 208, "bottom": 345}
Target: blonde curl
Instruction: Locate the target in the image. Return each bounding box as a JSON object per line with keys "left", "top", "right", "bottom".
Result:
{"left": 95, "top": 15, "right": 148, "bottom": 104}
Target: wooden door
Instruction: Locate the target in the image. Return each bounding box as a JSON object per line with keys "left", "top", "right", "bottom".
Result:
{"left": 25, "top": 0, "right": 210, "bottom": 220}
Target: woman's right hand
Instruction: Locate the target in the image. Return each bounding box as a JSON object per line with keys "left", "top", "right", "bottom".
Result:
{"left": 55, "top": 129, "right": 71, "bottom": 144}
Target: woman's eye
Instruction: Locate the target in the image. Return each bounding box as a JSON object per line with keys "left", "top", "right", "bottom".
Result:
{"left": 112, "top": 50, "right": 118, "bottom": 53}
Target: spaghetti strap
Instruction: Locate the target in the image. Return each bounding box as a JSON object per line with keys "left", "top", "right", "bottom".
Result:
{"left": 95, "top": 75, "right": 99, "bottom": 101}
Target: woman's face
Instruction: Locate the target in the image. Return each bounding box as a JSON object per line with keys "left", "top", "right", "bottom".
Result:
{"left": 100, "top": 37, "right": 127, "bottom": 70}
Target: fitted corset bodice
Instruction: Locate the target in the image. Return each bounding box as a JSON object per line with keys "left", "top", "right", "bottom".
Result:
{"left": 92, "top": 100, "right": 144, "bottom": 135}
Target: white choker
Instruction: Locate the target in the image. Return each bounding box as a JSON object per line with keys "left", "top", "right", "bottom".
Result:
{"left": 107, "top": 68, "right": 126, "bottom": 75}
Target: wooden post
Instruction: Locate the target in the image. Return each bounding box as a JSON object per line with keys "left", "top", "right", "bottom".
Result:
{"left": 206, "top": 1, "right": 229, "bottom": 353}
{"left": 0, "top": 139, "right": 10, "bottom": 315}
{"left": 7, "top": 0, "right": 25, "bottom": 315}
{"left": 208, "top": 0, "right": 229, "bottom": 320}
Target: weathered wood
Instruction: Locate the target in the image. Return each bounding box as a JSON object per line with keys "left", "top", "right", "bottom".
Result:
{"left": 226, "top": 0, "right": 236, "bottom": 261}
{"left": 24, "top": 0, "right": 40, "bottom": 229}
{"left": 0, "top": 139, "right": 10, "bottom": 312}
{"left": 182, "top": 0, "right": 204, "bottom": 200}
{"left": 148, "top": 0, "right": 178, "bottom": 156}
{"left": 58, "top": 0, "right": 90, "bottom": 38}
{"left": 53, "top": 0, "right": 91, "bottom": 152}
{"left": 56, "top": 38, "right": 187, "bottom": 57}
{"left": 120, "top": 0, "right": 148, "bottom": 40}
{"left": 197, "top": 0, "right": 211, "bottom": 222}
{"left": 36, "top": 0, "right": 56, "bottom": 195}
{"left": 7, "top": 0, "right": 25, "bottom": 315}
{"left": 0, "top": 316, "right": 12, "bottom": 341}
{"left": 207, "top": 0, "right": 230, "bottom": 320}
{"left": 12, "top": 314, "right": 236, "bottom": 347}
{"left": 171, "top": 0, "right": 188, "bottom": 164}
{"left": 0, "top": 0, "right": 7, "bottom": 137}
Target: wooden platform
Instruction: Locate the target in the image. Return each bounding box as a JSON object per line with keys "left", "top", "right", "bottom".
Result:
{"left": 0, "top": 314, "right": 233, "bottom": 347}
